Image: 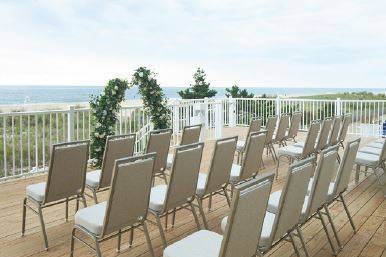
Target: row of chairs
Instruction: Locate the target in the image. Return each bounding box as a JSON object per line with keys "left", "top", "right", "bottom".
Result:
{"left": 164, "top": 139, "right": 361, "bottom": 257}
{"left": 275, "top": 114, "right": 352, "bottom": 178}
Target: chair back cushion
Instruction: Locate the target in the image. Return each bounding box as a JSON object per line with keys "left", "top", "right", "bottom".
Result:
{"left": 44, "top": 141, "right": 89, "bottom": 203}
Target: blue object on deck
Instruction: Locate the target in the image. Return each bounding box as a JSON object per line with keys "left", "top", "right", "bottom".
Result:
{"left": 383, "top": 121, "right": 386, "bottom": 136}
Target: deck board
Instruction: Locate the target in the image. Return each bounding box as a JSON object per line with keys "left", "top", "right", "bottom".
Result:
{"left": 0, "top": 130, "right": 384, "bottom": 257}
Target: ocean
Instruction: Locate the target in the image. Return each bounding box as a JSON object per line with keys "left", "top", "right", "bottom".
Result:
{"left": 0, "top": 86, "right": 385, "bottom": 105}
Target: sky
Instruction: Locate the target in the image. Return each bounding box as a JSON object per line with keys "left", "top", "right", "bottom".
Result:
{"left": 0, "top": 0, "right": 386, "bottom": 88}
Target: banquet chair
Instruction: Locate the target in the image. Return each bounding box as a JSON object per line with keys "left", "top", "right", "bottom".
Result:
{"left": 70, "top": 154, "right": 156, "bottom": 257}
{"left": 86, "top": 134, "right": 136, "bottom": 203}
{"left": 22, "top": 140, "right": 89, "bottom": 250}
{"left": 148, "top": 142, "right": 204, "bottom": 247}
{"left": 163, "top": 172, "right": 274, "bottom": 257}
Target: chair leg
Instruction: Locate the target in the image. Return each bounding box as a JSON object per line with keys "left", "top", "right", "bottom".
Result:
{"left": 197, "top": 198, "right": 208, "bottom": 229}
{"left": 223, "top": 188, "right": 231, "bottom": 207}
{"left": 129, "top": 227, "right": 134, "bottom": 247}
{"left": 208, "top": 193, "right": 213, "bottom": 211}
{"left": 275, "top": 156, "right": 282, "bottom": 180}
{"left": 143, "top": 221, "right": 155, "bottom": 257}
{"left": 155, "top": 214, "right": 167, "bottom": 247}
{"left": 324, "top": 205, "right": 343, "bottom": 249}
{"left": 75, "top": 197, "right": 79, "bottom": 213}
{"left": 355, "top": 164, "right": 361, "bottom": 184}
{"left": 21, "top": 198, "right": 27, "bottom": 236}
{"left": 94, "top": 238, "right": 102, "bottom": 257}
{"left": 340, "top": 194, "right": 356, "bottom": 233}
{"left": 92, "top": 190, "right": 99, "bottom": 204}
{"left": 318, "top": 210, "right": 337, "bottom": 255}
{"left": 189, "top": 202, "right": 201, "bottom": 230}
{"left": 70, "top": 227, "right": 76, "bottom": 257}
{"left": 38, "top": 206, "right": 49, "bottom": 250}
{"left": 81, "top": 194, "right": 87, "bottom": 208}
{"left": 296, "top": 226, "right": 310, "bottom": 257}
{"left": 65, "top": 198, "right": 69, "bottom": 222}
{"left": 171, "top": 209, "right": 176, "bottom": 228}
{"left": 117, "top": 229, "right": 122, "bottom": 252}
{"left": 289, "top": 233, "right": 301, "bottom": 257}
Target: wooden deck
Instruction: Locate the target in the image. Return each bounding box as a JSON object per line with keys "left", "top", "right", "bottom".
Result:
{"left": 0, "top": 129, "right": 385, "bottom": 257}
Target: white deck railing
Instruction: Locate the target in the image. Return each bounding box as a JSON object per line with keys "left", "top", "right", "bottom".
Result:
{"left": 1, "top": 97, "right": 385, "bottom": 180}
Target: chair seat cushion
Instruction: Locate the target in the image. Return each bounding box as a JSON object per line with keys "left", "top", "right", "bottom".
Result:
{"left": 196, "top": 173, "right": 207, "bottom": 197}
{"left": 356, "top": 152, "right": 379, "bottom": 167}
{"left": 375, "top": 138, "right": 385, "bottom": 143}
{"left": 166, "top": 154, "right": 173, "bottom": 169}
{"left": 149, "top": 185, "right": 168, "bottom": 212}
{"left": 75, "top": 202, "right": 106, "bottom": 236}
{"left": 278, "top": 145, "right": 303, "bottom": 157}
{"left": 229, "top": 164, "right": 242, "bottom": 183}
{"left": 367, "top": 142, "right": 384, "bottom": 149}
{"left": 26, "top": 182, "right": 46, "bottom": 202}
{"left": 293, "top": 141, "right": 305, "bottom": 148}
{"left": 359, "top": 147, "right": 382, "bottom": 155}
{"left": 236, "top": 140, "right": 246, "bottom": 151}
{"left": 86, "top": 170, "right": 101, "bottom": 189}
{"left": 259, "top": 211, "right": 276, "bottom": 247}
{"left": 163, "top": 230, "right": 222, "bottom": 257}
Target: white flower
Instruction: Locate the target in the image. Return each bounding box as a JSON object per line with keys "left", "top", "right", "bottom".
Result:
{"left": 103, "top": 110, "right": 107, "bottom": 116}
{"left": 112, "top": 90, "right": 116, "bottom": 95}
{"left": 114, "top": 86, "right": 118, "bottom": 90}
{"left": 138, "top": 72, "right": 144, "bottom": 78}
{"left": 95, "top": 122, "right": 101, "bottom": 128}
{"left": 99, "top": 133, "right": 105, "bottom": 138}
{"left": 94, "top": 132, "right": 99, "bottom": 137}
{"left": 101, "top": 92, "right": 105, "bottom": 96}
{"left": 95, "top": 147, "right": 102, "bottom": 152}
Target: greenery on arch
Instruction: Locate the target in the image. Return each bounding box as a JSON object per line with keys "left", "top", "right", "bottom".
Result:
{"left": 89, "top": 78, "right": 130, "bottom": 167}
{"left": 131, "top": 67, "right": 170, "bottom": 129}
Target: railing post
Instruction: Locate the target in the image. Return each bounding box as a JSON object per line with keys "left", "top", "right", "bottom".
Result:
{"left": 172, "top": 104, "right": 180, "bottom": 134}
{"left": 275, "top": 96, "right": 281, "bottom": 116}
{"left": 204, "top": 97, "right": 209, "bottom": 129}
{"left": 68, "top": 106, "right": 75, "bottom": 142}
{"left": 228, "top": 97, "right": 236, "bottom": 127}
{"left": 335, "top": 98, "right": 341, "bottom": 116}
{"left": 214, "top": 101, "right": 223, "bottom": 139}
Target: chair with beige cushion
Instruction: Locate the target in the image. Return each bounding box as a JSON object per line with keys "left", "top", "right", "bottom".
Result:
{"left": 236, "top": 117, "right": 262, "bottom": 163}
{"left": 273, "top": 113, "right": 291, "bottom": 147}
{"left": 263, "top": 115, "right": 279, "bottom": 163}
{"left": 22, "top": 140, "right": 89, "bottom": 250}
{"left": 328, "top": 116, "right": 342, "bottom": 146}
{"left": 229, "top": 131, "right": 266, "bottom": 195}
{"left": 146, "top": 129, "right": 172, "bottom": 184}
{"left": 355, "top": 139, "right": 386, "bottom": 195}
{"left": 195, "top": 136, "right": 238, "bottom": 229}
{"left": 163, "top": 172, "right": 275, "bottom": 257}
{"left": 275, "top": 121, "right": 320, "bottom": 179}
{"left": 86, "top": 134, "right": 136, "bottom": 203}
{"left": 70, "top": 154, "right": 156, "bottom": 257}
{"left": 324, "top": 139, "right": 360, "bottom": 251}
{"left": 284, "top": 111, "right": 302, "bottom": 143}
{"left": 148, "top": 142, "right": 204, "bottom": 247}
{"left": 167, "top": 124, "right": 202, "bottom": 169}
{"left": 338, "top": 113, "right": 352, "bottom": 147}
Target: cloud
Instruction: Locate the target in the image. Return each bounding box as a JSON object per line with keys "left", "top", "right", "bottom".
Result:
{"left": 0, "top": 0, "right": 386, "bottom": 88}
